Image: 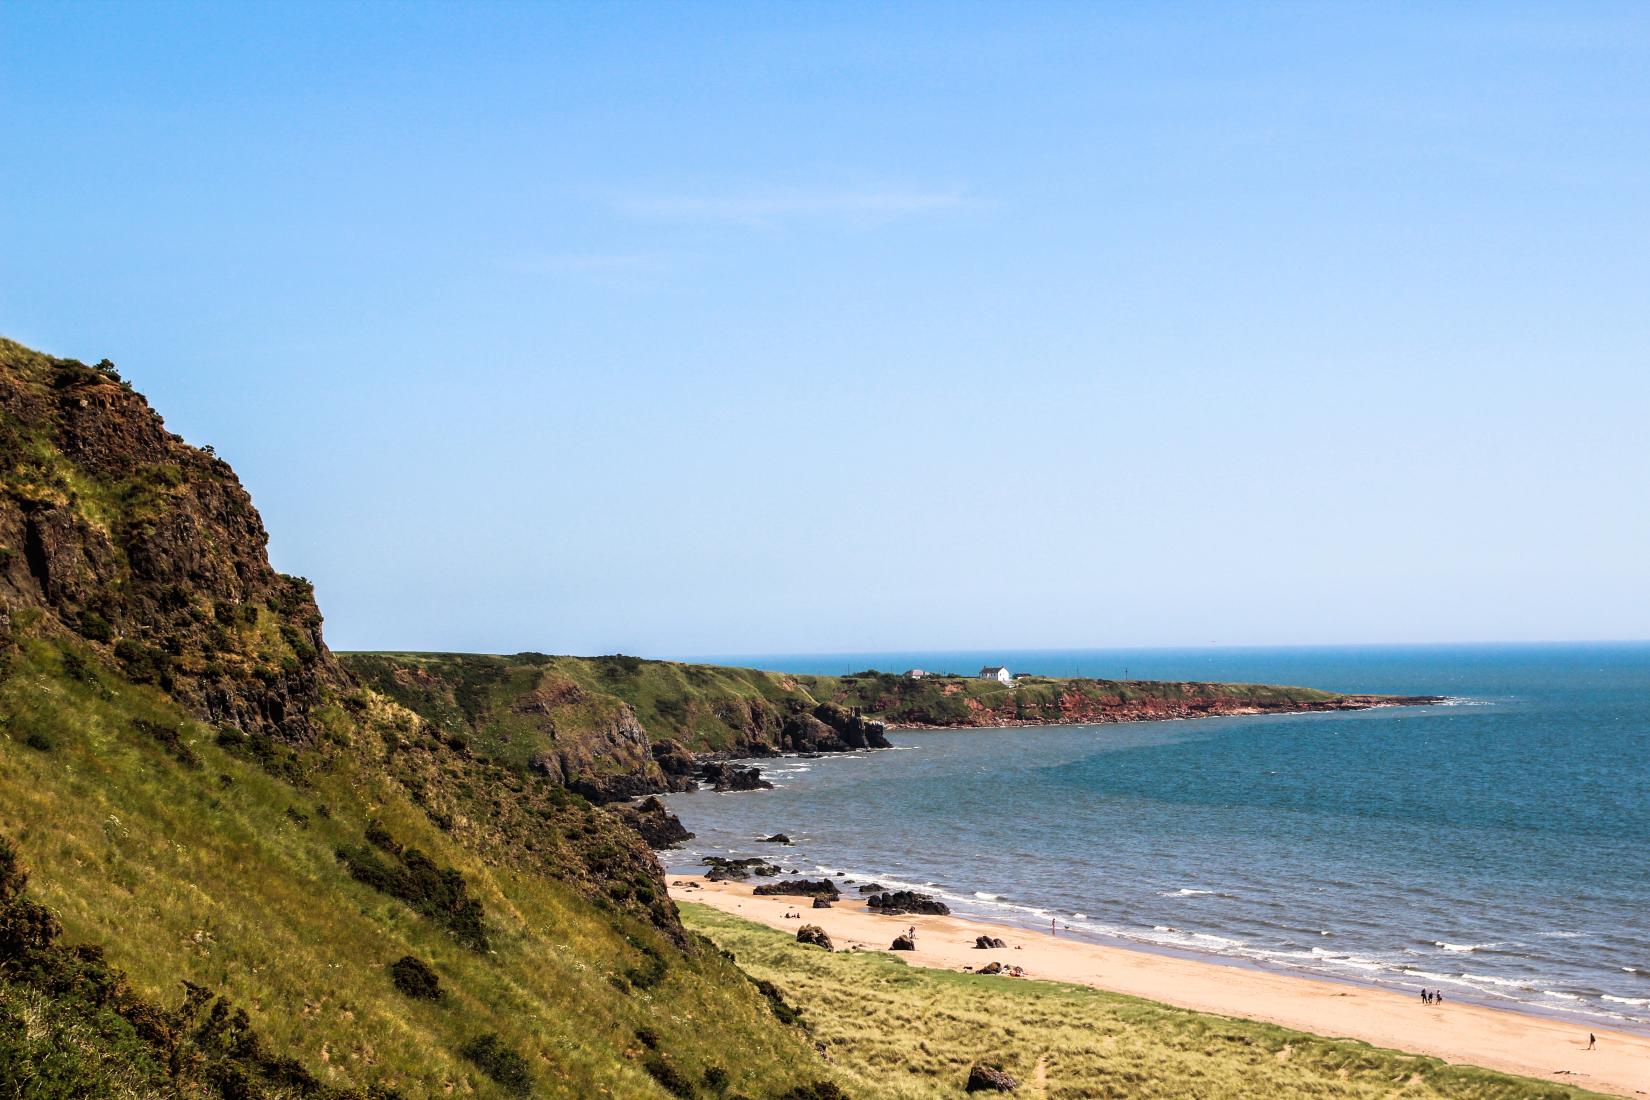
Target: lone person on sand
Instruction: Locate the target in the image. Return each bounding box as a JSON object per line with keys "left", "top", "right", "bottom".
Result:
{"left": 1587, "top": 1033, "right": 1596, "bottom": 1050}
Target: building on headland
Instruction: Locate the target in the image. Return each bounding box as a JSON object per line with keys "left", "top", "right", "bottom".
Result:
{"left": 978, "top": 666, "right": 1012, "bottom": 684}
{"left": 904, "top": 669, "right": 927, "bottom": 680}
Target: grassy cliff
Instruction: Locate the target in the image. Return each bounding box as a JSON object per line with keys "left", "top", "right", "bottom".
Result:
{"left": 343, "top": 651, "right": 1388, "bottom": 769}
{"left": 0, "top": 339, "right": 834, "bottom": 1098}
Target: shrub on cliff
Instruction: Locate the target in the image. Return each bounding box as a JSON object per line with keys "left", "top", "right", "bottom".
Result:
{"left": 389, "top": 955, "right": 443, "bottom": 1001}
{"left": 337, "top": 826, "right": 489, "bottom": 951}
{"left": 458, "top": 1033, "right": 533, "bottom": 1096}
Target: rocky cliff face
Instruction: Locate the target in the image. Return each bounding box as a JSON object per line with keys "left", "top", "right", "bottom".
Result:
{"left": 0, "top": 341, "right": 339, "bottom": 741}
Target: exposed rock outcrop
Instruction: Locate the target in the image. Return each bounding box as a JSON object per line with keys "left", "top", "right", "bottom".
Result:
{"left": 699, "top": 761, "right": 773, "bottom": 792}
{"left": 974, "top": 935, "right": 1007, "bottom": 949}
{"left": 966, "top": 1063, "right": 1018, "bottom": 1092}
{"left": 866, "top": 890, "right": 950, "bottom": 916}
{"left": 753, "top": 879, "right": 840, "bottom": 899}
{"left": 890, "top": 934, "right": 915, "bottom": 951}
{"left": 796, "top": 924, "right": 833, "bottom": 951}
{"left": 616, "top": 796, "right": 694, "bottom": 849}
{"left": 778, "top": 701, "right": 891, "bottom": 752}
{"left": 0, "top": 342, "right": 339, "bottom": 742}
{"left": 524, "top": 694, "right": 673, "bottom": 802}
{"left": 704, "top": 856, "right": 781, "bottom": 881}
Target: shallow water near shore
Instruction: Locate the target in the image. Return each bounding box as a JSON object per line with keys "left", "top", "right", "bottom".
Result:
{"left": 663, "top": 643, "right": 1650, "bottom": 1031}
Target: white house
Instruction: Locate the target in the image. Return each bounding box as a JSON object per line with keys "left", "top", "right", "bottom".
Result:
{"left": 904, "top": 669, "right": 927, "bottom": 680}
{"left": 978, "top": 666, "right": 1012, "bottom": 684}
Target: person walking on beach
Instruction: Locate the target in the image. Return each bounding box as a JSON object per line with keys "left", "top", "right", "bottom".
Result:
{"left": 1419, "top": 989, "right": 1428, "bottom": 1005}
{"left": 1051, "top": 917, "right": 1057, "bottom": 936}
{"left": 1587, "top": 1033, "right": 1596, "bottom": 1050}
{"left": 907, "top": 925, "right": 917, "bottom": 946}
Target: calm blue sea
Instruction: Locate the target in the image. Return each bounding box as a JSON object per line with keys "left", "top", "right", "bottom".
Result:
{"left": 663, "top": 644, "right": 1650, "bottom": 1030}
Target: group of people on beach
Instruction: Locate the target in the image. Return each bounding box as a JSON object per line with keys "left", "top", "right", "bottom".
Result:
{"left": 1420, "top": 988, "right": 1446, "bottom": 1006}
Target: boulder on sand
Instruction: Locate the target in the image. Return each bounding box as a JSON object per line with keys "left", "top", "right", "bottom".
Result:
{"left": 890, "top": 934, "right": 915, "bottom": 951}
{"left": 974, "top": 935, "right": 1007, "bottom": 949}
{"left": 977, "top": 961, "right": 1003, "bottom": 974}
{"left": 966, "top": 1063, "right": 1019, "bottom": 1092}
{"left": 703, "top": 856, "right": 780, "bottom": 881}
{"left": 796, "top": 924, "right": 833, "bottom": 951}
{"left": 812, "top": 897, "right": 832, "bottom": 908}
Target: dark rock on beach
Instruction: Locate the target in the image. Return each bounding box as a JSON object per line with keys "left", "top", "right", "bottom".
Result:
{"left": 796, "top": 924, "right": 833, "bottom": 951}
{"left": 812, "top": 897, "right": 832, "bottom": 909}
{"left": 974, "top": 935, "right": 1007, "bottom": 949}
{"left": 890, "top": 934, "right": 915, "bottom": 951}
{"left": 966, "top": 1063, "right": 1018, "bottom": 1092}
{"left": 759, "top": 833, "right": 792, "bottom": 845}
{"left": 855, "top": 883, "right": 886, "bottom": 894}
{"left": 703, "top": 856, "right": 780, "bottom": 881}
{"left": 753, "top": 878, "right": 840, "bottom": 899}
{"left": 977, "top": 961, "right": 1003, "bottom": 975}
{"left": 866, "top": 890, "right": 950, "bottom": 916}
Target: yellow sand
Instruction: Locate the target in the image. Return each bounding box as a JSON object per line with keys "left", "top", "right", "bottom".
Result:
{"left": 672, "top": 876, "right": 1650, "bottom": 1098}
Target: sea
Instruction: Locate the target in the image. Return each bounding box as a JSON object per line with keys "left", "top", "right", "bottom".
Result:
{"left": 660, "top": 643, "right": 1650, "bottom": 1031}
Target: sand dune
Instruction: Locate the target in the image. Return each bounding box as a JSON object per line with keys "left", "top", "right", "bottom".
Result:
{"left": 672, "top": 876, "right": 1649, "bottom": 1098}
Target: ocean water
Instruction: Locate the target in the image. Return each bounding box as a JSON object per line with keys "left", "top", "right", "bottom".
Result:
{"left": 663, "top": 644, "right": 1650, "bottom": 1031}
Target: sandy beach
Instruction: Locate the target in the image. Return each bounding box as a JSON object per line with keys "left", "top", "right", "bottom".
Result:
{"left": 672, "top": 876, "right": 1650, "bottom": 1098}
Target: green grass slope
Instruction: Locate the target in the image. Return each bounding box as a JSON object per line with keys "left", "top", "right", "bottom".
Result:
{"left": 344, "top": 651, "right": 1366, "bottom": 765}
{"left": 685, "top": 906, "right": 1608, "bottom": 1100}
{"left": 0, "top": 636, "right": 832, "bottom": 1097}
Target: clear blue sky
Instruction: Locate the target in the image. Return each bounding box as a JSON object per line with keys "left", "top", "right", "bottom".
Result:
{"left": 4, "top": 3, "right": 1647, "bottom": 655}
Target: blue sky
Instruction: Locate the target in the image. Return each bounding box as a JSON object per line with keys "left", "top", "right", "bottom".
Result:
{"left": 4, "top": 3, "right": 1647, "bottom": 655}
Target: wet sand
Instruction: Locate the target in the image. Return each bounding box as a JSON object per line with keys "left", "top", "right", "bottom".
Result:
{"left": 672, "top": 875, "right": 1650, "bottom": 1098}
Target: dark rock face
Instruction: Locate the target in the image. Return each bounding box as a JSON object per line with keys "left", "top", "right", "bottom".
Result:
{"left": 856, "top": 883, "right": 887, "bottom": 894}
{"left": 616, "top": 796, "right": 694, "bottom": 849}
{"left": 966, "top": 1063, "right": 1018, "bottom": 1092}
{"left": 526, "top": 700, "right": 675, "bottom": 802}
{"left": 866, "top": 890, "right": 950, "bottom": 916}
{"left": 0, "top": 345, "right": 339, "bottom": 742}
{"left": 759, "top": 833, "right": 792, "bottom": 845}
{"left": 698, "top": 761, "right": 772, "bottom": 792}
{"left": 890, "top": 934, "right": 915, "bottom": 951}
{"left": 811, "top": 897, "right": 832, "bottom": 909}
{"left": 796, "top": 924, "right": 833, "bottom": 951}
{"left": 974, "top": 935, "right": 1008, "bottom": 949}
{"left": 752, "top": 878, "right": 840, "bottom": 899}
{"left": 977, "top": 962, "right": 1003, "bottom": 975}
{"left": 650, "top": 738, "right": 700, "bottom": 789}
{"left": 777, "top": 701, "right": 891, "bottom": 753}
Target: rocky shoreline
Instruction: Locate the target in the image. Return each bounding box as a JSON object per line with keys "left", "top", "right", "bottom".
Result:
{"left": 637, "top": 691, "right": 1446, "bottom": 851}
{"left": 881, "top": 693, "right": 1446, "bottom": 730}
